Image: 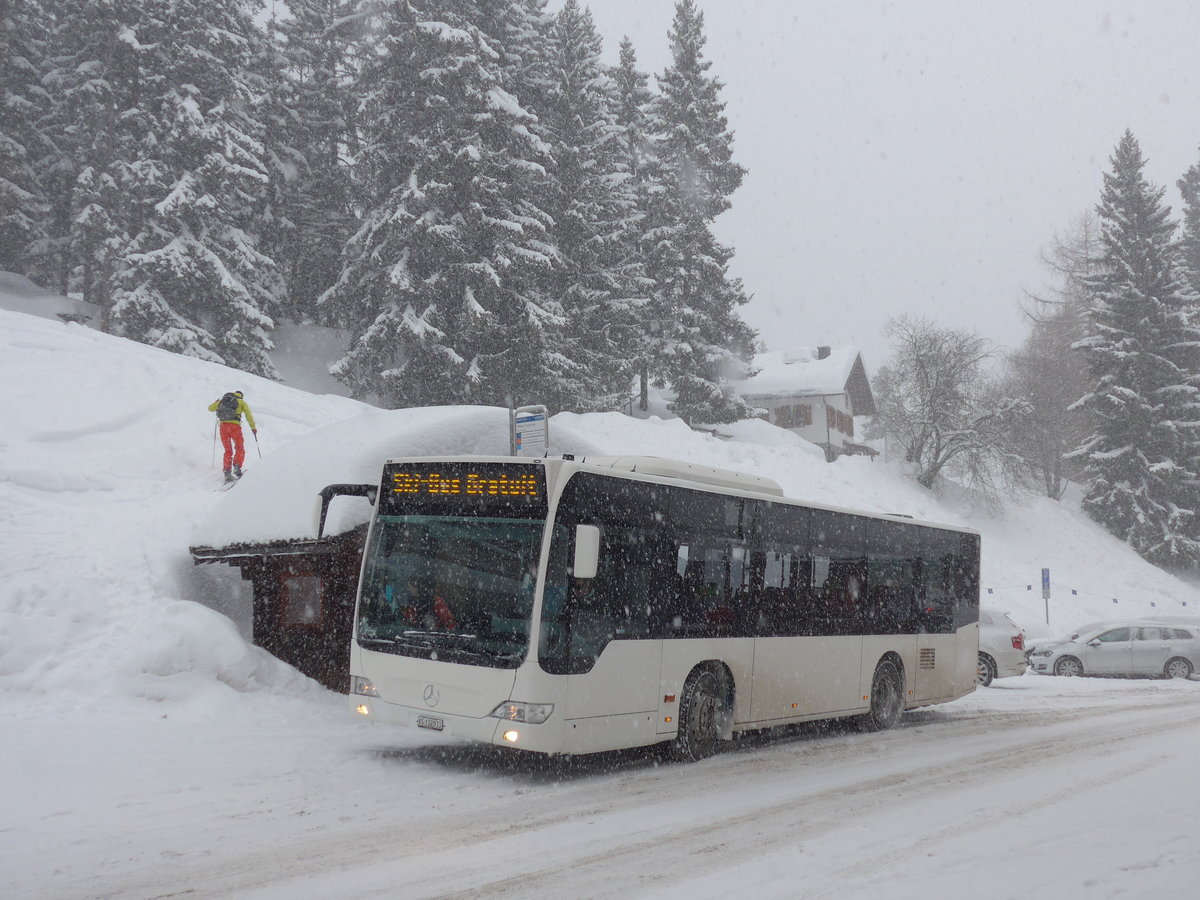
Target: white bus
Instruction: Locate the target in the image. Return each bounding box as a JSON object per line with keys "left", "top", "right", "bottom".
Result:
{"left": 349, "top": 455, "right": 979, "bottom": 760}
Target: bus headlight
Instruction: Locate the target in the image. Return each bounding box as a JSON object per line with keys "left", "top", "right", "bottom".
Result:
{"left": 489, "top": 701, "right": 554, "bottom": 725}
{"left": 352, "top": 676, "right": 378, "bottom": 697}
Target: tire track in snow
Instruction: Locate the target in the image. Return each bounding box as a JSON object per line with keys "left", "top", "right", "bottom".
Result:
{"left": 84, "top": 688, "right": 1200, "bottom": 900}
{"left": 423, "top": 701, "right": 1200, "bottom": 900}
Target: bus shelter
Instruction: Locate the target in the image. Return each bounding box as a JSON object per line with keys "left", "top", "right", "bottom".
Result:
{"left": 190, "top": 526, "right": 366, "bottom": 692}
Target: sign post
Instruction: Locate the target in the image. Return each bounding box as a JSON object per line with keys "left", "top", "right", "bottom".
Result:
{"left": 512, "top": 404, "right": 549, "bottom": 457}
{"left": 1041, "top": 567, "right": 1050, "bottom": 626}
{"left": 506, "top": 393, "right": 515, "bottom": 457}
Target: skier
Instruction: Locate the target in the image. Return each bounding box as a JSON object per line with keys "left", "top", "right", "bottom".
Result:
{"left": 208, "top": 391, "right": 257, "bottom": 482}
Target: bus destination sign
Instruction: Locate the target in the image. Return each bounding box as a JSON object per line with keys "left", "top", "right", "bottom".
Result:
{"left": 380, "top": 462, "right": 547, "bottom": 517}
{"left": 391, "top": 471, "right": 540, "bottom": 498}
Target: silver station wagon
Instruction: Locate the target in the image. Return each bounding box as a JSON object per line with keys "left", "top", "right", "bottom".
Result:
{"left": 1028, "top": 621, "right": 1200, "bottom": 679}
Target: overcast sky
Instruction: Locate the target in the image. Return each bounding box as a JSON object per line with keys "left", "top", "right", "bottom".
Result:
{"left": 563, "top": 0, "right": 1200, "bottom": 370}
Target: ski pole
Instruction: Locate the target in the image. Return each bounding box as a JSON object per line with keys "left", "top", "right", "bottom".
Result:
{"left": 212, "top": 421, "right": 218, "bottom": 468}
{"left": 253, "top": 429, "right": 262, "bottom": 458}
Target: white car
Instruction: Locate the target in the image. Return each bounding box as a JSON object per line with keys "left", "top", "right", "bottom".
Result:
{"left": 1023, "top": 620, "right": 1119, "bottom": 661}
{"left": 1027, "top": 621, "right": 1200, "bottom": 679}
{"left": 977, "top": 609, "right": 1027, "bottom": 686}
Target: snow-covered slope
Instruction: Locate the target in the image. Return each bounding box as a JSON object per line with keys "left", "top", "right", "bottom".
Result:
{"left": 2, "top": 289, "right": 1198, "bottom": 713}
{"left": 0, "top": 305, "right": 367, "bottom": 702}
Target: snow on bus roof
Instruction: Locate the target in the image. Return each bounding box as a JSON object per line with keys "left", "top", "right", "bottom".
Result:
{"left": 191, "top": 406, "right": 512, "bottom": 547}
{"left": 194, "top": 405, "right": 957, "bottom": 555}
{"left": 192, "top": 408, "right": 825, "bottom": 549}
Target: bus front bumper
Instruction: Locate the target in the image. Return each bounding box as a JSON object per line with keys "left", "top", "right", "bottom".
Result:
{"left": 351, "top": 694, "right": 562, "bottom": 753}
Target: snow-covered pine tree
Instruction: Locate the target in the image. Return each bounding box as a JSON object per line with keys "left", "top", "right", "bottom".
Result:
{"left": 640, "top": 0, "right": 755, "bottom": 424}
{"left": 1073, "top": 130, "right": 1200, "bottom": 567}
{"left": 252, "top": 11, "right": 300, "bottom": 322}
{"left": 323, "top": 1, "right": 562, "bottom": 408}
{"left": 266, "top": 0, "right": 358, "bottom": 324}
{"left": 44, "top": 0, "right": 153, "bottom": 331}
{"left": 0, "top": 0, "right": 50, "bottom": 277}
{"left": 476, "top": 0, "right": 549, "bottom": 96}
{"left": 610, "top": 36, "right": 657, "bottom": 411}
{"left": 1179, "top": 147, "right": 1200, "bottom": 300}
{"left": 538, "top": 0, "right": 642, "bottom": 411}
{"left": 110, "top": 0, "right": 280, "bottom": 378}
{"left": 611, "top": 37, "right": 654, "bottom": 180}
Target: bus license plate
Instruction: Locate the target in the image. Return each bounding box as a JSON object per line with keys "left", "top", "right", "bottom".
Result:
{"left": 416, "top": 715, "right": 444, "bottom": 732}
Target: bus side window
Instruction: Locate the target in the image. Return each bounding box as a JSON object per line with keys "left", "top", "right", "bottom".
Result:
{"left": 604, "top": 526, "right": 653, "bottom": 639}
{"left": 678, "top": 557, "right": 707, "bottom": 630}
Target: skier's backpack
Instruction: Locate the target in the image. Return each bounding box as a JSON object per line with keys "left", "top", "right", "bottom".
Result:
{"left": 216, "top": 393, "right": 240, "bottom": 421}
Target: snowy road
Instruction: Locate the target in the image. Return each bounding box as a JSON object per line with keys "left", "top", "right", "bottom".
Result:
{"left": 5, "top": 675, "right": 1198, "bottom": 900}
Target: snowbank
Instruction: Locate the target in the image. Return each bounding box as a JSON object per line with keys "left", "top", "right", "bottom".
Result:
{"left": 1, "top": 273, "right": 1198, "bottom": 715}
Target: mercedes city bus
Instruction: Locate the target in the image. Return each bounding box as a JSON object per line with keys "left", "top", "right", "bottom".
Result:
{"left": 349, "top": 455, "right": 979, "bottom": 760}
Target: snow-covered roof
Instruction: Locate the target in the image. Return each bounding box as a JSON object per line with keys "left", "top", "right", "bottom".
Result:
{"left": 191, "top": 407, "right": 513, "bottom": 547}
{"left": 735, "top": 346, "right": 877, "bottom": 416}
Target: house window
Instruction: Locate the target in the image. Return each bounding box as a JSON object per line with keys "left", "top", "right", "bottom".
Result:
{"left": 777, "top": 404, "right": 813, "bottom": 428}
{"left": 280, "top": 574, "right": 323, "bottom": 626}
{"left": 824, "top": 408, "right": 854, "bottom": 437}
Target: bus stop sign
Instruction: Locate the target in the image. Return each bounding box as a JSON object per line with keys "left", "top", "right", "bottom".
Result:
{"left": 512, "top": 404, "right": 549, "bottom": 457}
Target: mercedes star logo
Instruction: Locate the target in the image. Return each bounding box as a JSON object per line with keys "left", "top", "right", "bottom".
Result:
{"left": 423, "top": 684, "right": 440, "bottom": 707}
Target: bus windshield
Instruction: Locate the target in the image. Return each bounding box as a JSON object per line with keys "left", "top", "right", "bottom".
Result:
{"left": 357, "top": 515, "right": 547, "bottom": 669}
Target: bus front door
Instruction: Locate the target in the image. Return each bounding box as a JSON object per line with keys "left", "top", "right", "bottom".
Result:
{"left": 562, "top": 637, "right": 663, "bottom": 753}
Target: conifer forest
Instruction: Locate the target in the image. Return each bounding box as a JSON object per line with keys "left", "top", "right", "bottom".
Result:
{"left": 6, "top": 1, "right": 1200, "bottom": 571}
{"left": 0, "top": 0, "right": 754, "bottom": 423}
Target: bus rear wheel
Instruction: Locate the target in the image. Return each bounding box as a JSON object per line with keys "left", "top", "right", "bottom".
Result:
{"left": 669, "top": 668, "right": 724, "bottom": 762}
{"left": 862, "top": 659, "right": 903, "bottom": 731}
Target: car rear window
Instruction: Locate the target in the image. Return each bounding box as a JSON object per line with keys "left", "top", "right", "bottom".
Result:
{"left": 1174, "top": 628, "right": 1195, "bottom": 640}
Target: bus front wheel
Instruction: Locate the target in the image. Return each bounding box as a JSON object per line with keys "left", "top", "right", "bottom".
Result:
{"left": 668, "top": 668, "right": 724, "bottom": 762}
{"left": 862, "top": 659, "right": 904, "bottom": 731}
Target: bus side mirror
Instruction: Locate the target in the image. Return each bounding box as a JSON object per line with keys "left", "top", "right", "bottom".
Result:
{"left": 314, "top": 483, "right": 377, "bottom": 538}
{"left": 573, "top": 525, "right": 601, "bottom": 580}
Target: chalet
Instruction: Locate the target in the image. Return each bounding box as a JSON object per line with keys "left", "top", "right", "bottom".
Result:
{"left": 735, "top": 345, "right": 878, "bottom": 461}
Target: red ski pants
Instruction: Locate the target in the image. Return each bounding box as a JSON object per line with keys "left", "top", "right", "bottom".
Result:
{"left": 218, "top": 421, "right": 245, "bottom": 471}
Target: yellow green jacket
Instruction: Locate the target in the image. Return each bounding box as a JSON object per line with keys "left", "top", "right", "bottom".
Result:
{"left": 208, "top": 396, "right": 256, "bottom": 429}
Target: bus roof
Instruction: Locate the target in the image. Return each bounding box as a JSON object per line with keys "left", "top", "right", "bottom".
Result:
{"left": 580, "top": 456, "right": 785, "bottom": 497}
{"left": 382, "top": 454, "right": 976, "bottom": 536}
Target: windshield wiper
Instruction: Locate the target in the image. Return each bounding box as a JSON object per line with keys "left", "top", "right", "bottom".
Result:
{"left": 358, "top": 637, "right": 399, "bottom": 648}
{"left": 359, "top": 635, "right": 438, "bottom": 654}
{"left": 361, "top": 631, "right": 524, "bottom": 663}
